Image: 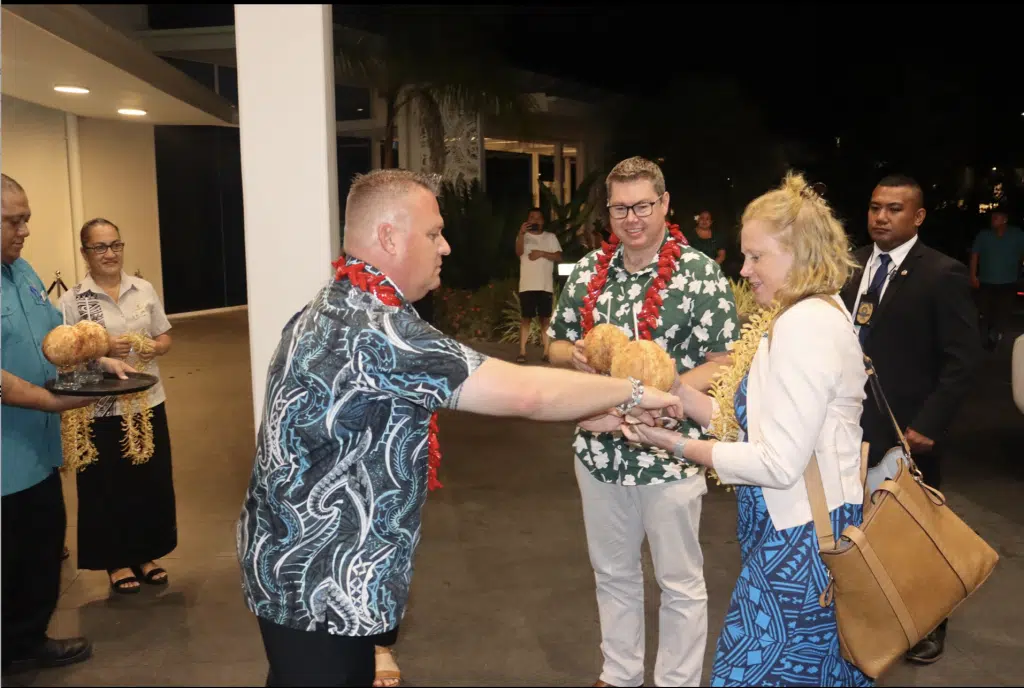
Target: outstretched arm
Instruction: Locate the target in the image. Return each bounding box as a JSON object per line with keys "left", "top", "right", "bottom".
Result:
{"left": 445, "top": 357, "right": 682, "bottom": 422}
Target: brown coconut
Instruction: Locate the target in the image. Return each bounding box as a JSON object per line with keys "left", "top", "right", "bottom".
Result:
{"left": 610, "top": 340, "right": 677, "bottom": 391}
{"left": 42, "top": 325, "right": 86, "bottom": 368}
{"left": 74, "top": 321, "right": 110, "bottom": 360}
{"left": 582, "top": 323, "right": 631, "bottom": 374}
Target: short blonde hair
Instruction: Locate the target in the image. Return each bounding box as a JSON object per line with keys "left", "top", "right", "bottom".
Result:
{"left": 605, "top": 156, "right": 666, "bottom": 198}
{"left": 344, "top": 169, "right": 439, "bottom": 246}
{"left": 742, "top": 172, "right": 857, "bottom": 307}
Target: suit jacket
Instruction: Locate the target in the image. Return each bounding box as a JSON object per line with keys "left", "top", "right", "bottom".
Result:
{"left": 841, "top": 239, "right": 983, "bottom": 466}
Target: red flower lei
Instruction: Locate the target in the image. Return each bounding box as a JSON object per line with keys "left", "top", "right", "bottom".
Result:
{"left": 333, "top": 257, "right": 443, "bottom": 491}
{"left": 580, "top": 224, "right": 688, "bottom": 340}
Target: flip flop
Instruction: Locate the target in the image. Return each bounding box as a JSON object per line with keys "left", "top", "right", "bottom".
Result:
{"left": 515, "top": 355, "right": 527, "bottom": 364}
{"left": 132, "top": 564, "right": 169, "bottom": 586}
{"left": 108, "top": 569, "right": 141, "bottom": 595}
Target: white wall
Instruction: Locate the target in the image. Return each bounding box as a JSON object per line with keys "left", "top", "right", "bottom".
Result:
{"left": 0, "top": 97, "right": 77, "bottom": 298}
{"left": 77, "top": 117, "right": 165, "bottom": 302}
{"left": 0, "top": 96, "right": 164, "bottom": 302}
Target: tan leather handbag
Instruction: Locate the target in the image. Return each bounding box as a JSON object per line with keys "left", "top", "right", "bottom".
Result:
{"left": 774, "top": 296, "right": 999, "bottom": 679}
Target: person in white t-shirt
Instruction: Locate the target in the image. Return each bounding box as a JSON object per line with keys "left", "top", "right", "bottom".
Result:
{"left": 515, "top": 208, "right": 562, "bottom": 363}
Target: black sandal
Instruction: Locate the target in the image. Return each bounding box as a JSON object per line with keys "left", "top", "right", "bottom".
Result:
{"left": 132, "top": 564, "right": 169, "bottom": 586}
{"left": 109, "top": 569, "right": 141, "bottom": 595}
{"left": 515, "top": 354, "right": 527, "bottom": 364}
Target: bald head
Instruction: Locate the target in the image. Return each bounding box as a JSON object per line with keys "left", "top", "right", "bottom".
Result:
{"left": 343, "top": 169, "right": 439, "bottom": 251}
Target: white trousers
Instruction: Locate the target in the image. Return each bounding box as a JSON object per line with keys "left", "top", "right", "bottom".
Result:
{"left": 575, "top": 459, "right": 708, "bottom": 687}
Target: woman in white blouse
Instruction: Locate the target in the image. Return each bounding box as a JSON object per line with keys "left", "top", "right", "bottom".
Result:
{"left": 622, "top": 174, "right": 872, "bottom": 686}
{"left": 60, "top": 219, "right": 177, "bottom": 595}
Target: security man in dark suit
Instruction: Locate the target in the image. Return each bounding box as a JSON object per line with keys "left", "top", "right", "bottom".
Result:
{"left": 842, "top": 174, "right": 983, "bottom": 665}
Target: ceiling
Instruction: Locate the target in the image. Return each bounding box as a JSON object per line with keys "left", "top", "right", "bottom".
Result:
{"left": 1, "top": 7, "right": 235, "bottom": 126}
{"left": 485, "top": 139, "right": 578, "bottom": 157}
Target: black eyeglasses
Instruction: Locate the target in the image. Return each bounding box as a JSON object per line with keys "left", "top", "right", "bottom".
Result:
{"left": 83, "top": 241, "right": 125, "bottom": 255}
{"left": 608, "top": 194, "right": 665, "bottom": 220}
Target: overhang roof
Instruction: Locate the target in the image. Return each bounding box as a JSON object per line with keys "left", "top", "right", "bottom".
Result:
{"left": 2, "top": 5, "right": 237, "bottom": 126}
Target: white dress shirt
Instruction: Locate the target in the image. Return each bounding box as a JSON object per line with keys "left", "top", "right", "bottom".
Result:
{"left": 852, "top": 234, "right": 918, "bottom": 320}
{"left": 711, "top": 295, "right": 868, "bottom": 531}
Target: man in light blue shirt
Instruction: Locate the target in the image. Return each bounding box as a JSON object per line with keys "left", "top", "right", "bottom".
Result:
{"left": 970, "top": 208, "right": 1024, "bottom": 349}
{"left": 1, "top": 174, "right": 131, "bottom": 675}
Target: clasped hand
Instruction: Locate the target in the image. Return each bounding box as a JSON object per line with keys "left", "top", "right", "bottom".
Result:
{"left": 578, "top": 387, "right": 684, "bottom": 434}
{"left": 579, "top": 407, "right": 660, "bottom": 434}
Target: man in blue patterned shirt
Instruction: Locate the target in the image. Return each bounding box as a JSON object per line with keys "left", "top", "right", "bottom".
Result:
{"left": 237, "top": 169, "right": 687, "bottom": 686}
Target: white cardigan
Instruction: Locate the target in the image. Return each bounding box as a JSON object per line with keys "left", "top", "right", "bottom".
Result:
{"left": 711, "top": 295, "right": 868, "bottom": 531}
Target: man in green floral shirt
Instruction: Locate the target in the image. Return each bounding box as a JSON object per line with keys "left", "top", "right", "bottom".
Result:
{"left": 548, "top": 157, "right": 737, "bottom": 687}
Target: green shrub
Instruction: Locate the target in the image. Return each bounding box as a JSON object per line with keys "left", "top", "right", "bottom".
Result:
{"left": 496, "top": 281, "right": 561, "bottom": 345}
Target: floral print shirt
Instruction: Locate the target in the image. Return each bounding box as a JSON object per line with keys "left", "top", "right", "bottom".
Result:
{"left": 548, "top": 236, "right": 739, "bottom": 485}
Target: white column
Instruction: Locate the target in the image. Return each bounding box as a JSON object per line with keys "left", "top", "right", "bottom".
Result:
{"left": 476, "top": 114, "right": 487, "bottom": 190}
{"left": 370, "top": 139, "right": 382, "bottom": 170}
{"left": 576, "top": 142, "right": 586, "bottom": 189}
{"left": 236, "top": 4, "right": 340, "bottom": 429}
{"left": 564, "top": 156, "right": 572, "bottom": 201}
{"left": 553, "top": 142, "right": 564, "bottom": 205}
{"left": 370, "top": 87, "right": 385, "bottom": 170}
{"left": 531, "top": 152, "right": 540, "bottom": 207}
{"left": 64, "top": 113, "right": 87, "bottom": 283}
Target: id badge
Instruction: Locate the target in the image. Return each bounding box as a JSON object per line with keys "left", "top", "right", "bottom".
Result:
{"left": 856, "top": 290, "right": 879, "bottom": 328}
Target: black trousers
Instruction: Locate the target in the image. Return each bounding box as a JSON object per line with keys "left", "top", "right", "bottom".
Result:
{"left": 915, "top": 450, "right": 942, "bottom": 490}
{"left": 976, "top": 282, "right": 1017, "bottom": 341}
{"left": 258, "top": 618, "right": 378, "bottom": 687}
{"left": 1, "top": 470, "right": 66, "bottom": 663}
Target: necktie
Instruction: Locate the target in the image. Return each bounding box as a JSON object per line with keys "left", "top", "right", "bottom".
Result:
{"left": 867, "top": 253, "right": 892, "bottom": 296}
{"left": 858, "top": 253, "right": 891, "bottom": 346}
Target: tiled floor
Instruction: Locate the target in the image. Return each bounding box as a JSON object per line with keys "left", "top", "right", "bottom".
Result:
{"left": 6, "top": 309, "right": 1024, "bottom": 686}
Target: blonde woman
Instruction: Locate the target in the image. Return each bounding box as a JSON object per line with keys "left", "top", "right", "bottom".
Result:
{"left": 60, "top": 219, "right": 177, "bottom": 595}
{"left": 622, "top": 173, "right": 872, "bottom": 686}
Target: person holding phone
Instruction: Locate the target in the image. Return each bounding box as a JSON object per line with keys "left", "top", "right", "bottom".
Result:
{"left": 515, "top": 207, "right": 562, "bottom": 364}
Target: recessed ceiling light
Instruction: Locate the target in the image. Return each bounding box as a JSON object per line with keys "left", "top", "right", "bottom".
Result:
{"left": 118, "top": 108, "right": 147, "bottom": 116}
{"left": 357, "top": 108, "right": 365, "bottom": 112}
{"left": 54, "top": 86, "right": 89, "bottom": 94}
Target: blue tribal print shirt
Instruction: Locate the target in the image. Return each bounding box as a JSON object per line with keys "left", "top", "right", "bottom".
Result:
{"left": 237, "top": 260, "right": 486, "bottom": 636}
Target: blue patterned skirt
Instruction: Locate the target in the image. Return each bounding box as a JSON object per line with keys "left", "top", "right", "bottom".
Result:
{"left": 712, "top": 376, "right": 873, "bottom": 686}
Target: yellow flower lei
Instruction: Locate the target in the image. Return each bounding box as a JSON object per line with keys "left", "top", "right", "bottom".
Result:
{"left": 705, "top": 303, "right": 782, "bottom": 485}
{"left": 61, "top": 331, "right": 156, "bottom": 471}
{"left": 62, "top": 404, "right": 99, "bottom": 473}
{"left": 120, "top": 331, "right": 155, "bottom": 465}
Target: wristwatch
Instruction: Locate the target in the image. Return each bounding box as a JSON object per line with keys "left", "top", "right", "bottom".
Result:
{"left": 672, "top": 436, "right": 689, "bottom": 459}
{"left": 617, "top": 377, "right": 644, "bottom": 415}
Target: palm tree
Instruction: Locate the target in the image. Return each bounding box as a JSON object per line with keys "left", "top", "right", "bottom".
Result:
{"left": 334, "top": 22, "right": 537, "bottom": 172}
{"left": 539, "top": 168, "right": 605, "bottom": 262}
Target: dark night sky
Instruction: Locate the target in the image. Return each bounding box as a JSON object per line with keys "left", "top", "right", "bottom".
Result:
{"left": 148, "top": 4, "right": 1022, "bottom": 162}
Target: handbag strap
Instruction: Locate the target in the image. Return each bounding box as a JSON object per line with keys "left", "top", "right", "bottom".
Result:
{"left": 804, "top": 453, "right": 837, "bottom": 550}
{"left": 863, "top": 356, "right": 913, "bottom": 459}
{"left": 766, "top": 293, "right": 890, "bottom": 551}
